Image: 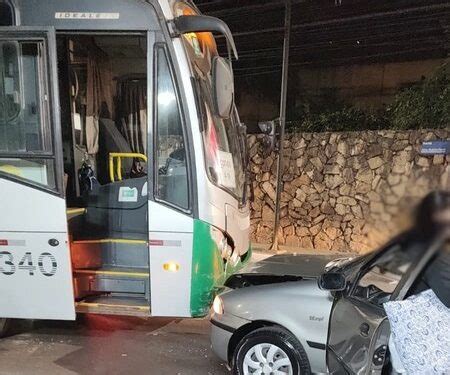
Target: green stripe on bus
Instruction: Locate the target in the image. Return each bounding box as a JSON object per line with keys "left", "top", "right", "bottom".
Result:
{"left": 190, "top": 219, "right": 225, "bottom": 317}
{"left": 190, "top": 220, "right": 253, "bottom": 317}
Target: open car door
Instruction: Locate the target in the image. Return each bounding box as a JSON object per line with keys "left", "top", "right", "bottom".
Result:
{"left": 326, "top": 234, "right": 446, "bottom": 374}
{"left": 326, "top": 295, "right": 390, "bottom": 374}
{"left": 0, "top": 27, "right": 75, "bottom": 320}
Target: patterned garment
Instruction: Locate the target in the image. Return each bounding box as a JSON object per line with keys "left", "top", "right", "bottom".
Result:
{"left": 384, "top": 289, "right": 450, "bottom": 374}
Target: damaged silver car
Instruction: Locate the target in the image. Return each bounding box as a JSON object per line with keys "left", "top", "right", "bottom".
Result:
{"left": 210, "top": 234, "right": 446, "bottom": 374}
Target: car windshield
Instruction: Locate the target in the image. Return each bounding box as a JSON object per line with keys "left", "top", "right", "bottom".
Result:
{"left": 324, "top": 254, "right": 368, "bottom": 274}
{"left": 175, "top": 4, "right": 246, "bottom": 204}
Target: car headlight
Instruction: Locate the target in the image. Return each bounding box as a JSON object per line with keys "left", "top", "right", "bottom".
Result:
{"left": 212, "top": 295, "right": 224, "bottom": 315}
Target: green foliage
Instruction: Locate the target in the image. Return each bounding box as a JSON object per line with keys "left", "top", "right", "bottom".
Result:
{"left": 287, "top": 91, "right": 388, "bottom": 132}
{"left": 287, "top": 63, "right": 449, "bottom": 132}
{"left": 387, "top": 63, "right": 450, "bottom": 130}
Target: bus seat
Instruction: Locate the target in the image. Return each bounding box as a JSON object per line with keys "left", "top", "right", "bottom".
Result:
{"left": 98, "top": 118, "right": 133, "bottom": 182}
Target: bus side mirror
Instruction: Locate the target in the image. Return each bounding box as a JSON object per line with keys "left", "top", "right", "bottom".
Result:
{"left": 319, "top": 273, "right": 346, "bottom": 291}
{"left": 212, "top": 56, "right": 234, "bottom": 119}
{"left": 171, "top": 15, "right": 238, "bottom": 59}
{"left": 171, "top": 15, "right": 238, "bottom": 119}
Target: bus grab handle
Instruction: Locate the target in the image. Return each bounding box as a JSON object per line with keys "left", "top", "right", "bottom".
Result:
{"left": 108, "top": 153, "right": 148, "bottom": 182}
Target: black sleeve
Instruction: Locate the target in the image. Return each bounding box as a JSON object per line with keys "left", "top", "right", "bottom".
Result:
{"left": 422, "top": 248, "right": 450, "bottom": 308}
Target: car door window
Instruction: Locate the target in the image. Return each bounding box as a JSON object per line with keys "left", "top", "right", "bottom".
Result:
{"left": 352, "top": 242, "right": 420, "bottom": 305}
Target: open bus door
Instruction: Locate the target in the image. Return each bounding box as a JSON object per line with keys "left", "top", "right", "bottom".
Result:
{"left": 0, "top": 27, "right": 75, "bottom": 320}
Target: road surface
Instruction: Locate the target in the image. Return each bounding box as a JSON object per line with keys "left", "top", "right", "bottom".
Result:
{"left": 0, "top": 316, "right": 228, "bottom": 375}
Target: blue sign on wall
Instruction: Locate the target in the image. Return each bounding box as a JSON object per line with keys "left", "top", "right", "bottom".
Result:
{"left": 420, "top": 140, "right": 450, "bottom": 155}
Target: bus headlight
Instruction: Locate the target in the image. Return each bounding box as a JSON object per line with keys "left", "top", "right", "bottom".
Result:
{"left": 212, "top": 296, "right": 224, "bottom": 315}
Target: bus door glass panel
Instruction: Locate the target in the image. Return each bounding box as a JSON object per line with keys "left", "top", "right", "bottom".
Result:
{"left": 0, "top": 39, "right": 55, "bottom": 188}
{"left": 155, "top": 46, "right": 189, "bottom": 210}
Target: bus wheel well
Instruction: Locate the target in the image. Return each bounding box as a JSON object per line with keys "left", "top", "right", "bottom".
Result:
{"left": 227, "top": 320, "right": 284, "bottom": 364}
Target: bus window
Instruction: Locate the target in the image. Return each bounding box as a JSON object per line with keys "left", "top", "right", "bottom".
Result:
{"left": 0, "top": 40, "right": 56, "bottom": 189}
{"left": 155, "top": 47, "right": 189, "bottom": 210}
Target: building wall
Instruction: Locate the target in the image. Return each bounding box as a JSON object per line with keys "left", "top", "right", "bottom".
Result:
{"left": 296, "top": 58, "right": 447, "bottom": 111}
{"left": 248, "top": 129, "right": 450, "bottom": 253}
{"left": 235, "top": 74, "right": 281, "bottom": 131}
{"left": 235, "top": 58, "right": 447, "bottom": 129}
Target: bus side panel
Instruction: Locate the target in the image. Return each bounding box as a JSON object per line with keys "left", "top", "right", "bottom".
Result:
{"left": 149, "top": 201, "right": 193, "bottom": 317}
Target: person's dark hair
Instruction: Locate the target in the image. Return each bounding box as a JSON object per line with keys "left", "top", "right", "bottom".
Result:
{"left": 416, "top": 191, "right": 450, "bottom": 234}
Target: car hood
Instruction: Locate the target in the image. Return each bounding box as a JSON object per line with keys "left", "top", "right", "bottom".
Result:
{"left": 226, "top": 253, "right": 355, "bottom": 289}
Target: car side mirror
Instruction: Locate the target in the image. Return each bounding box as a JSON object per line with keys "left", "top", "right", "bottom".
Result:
{"left": 258, "top": 121, "right": 273, "bottom": 135}
{"left": 258, "top": 119, "right": 278, "bottom": 156}
{"left": 319, "top": 272, "right": 346, "bottom": 291}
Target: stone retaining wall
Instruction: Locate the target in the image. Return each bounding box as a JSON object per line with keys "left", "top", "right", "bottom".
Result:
{"left": 248, "top": 129, "right": 449, "bottom": 253}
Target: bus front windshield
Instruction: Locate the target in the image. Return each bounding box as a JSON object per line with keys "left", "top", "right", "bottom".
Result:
{"left": 181, "top": 32, "right": 246, "bottom": 204}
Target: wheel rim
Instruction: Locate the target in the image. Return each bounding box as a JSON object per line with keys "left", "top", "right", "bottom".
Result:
{"left": 243, "top": 343, "right": 293, "bottom": 375}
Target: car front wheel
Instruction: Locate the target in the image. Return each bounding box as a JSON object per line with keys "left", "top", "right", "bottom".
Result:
{"left": 232, "top": 327, "right": 311, "bottom": 375}
{"left": 0, "top": 318, "right": 11, "bottom": 338}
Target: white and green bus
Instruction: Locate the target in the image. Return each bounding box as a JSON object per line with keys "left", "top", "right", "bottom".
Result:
{"left": 0, "top": 0, "right": 250, "bottom": 334}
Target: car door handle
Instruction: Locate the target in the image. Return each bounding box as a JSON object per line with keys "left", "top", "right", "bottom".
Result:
{"left": 359, "top": 323, "right": 370, "bottom": 337}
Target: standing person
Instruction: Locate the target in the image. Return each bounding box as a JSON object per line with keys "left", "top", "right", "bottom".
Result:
{"left": 385, "top": 191, "right": 450, "bottom": 375}
{"left": 413, "top": 190, "right": 450, "bottom": 307}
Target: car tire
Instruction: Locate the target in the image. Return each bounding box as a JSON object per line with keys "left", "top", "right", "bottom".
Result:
{"left": 232, "top": 326, "right": 311, "bottom": 375}
{"left": 0, "top": 318, "right": 11, "bottom": 338}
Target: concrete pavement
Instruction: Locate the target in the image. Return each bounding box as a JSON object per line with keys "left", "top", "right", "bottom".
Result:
{"left": 0, "top": 316, "right": 228, "bottom": 375}
{"left": 0, "top": 253, "right": 276, "bottom": 375}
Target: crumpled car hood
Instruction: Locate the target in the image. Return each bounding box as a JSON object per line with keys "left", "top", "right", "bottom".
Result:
{"left": 226, "top": 253, "right": 354, "bottom": 289}
{"left": 242, "top": 253, "right": 350, "bottom": 277}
